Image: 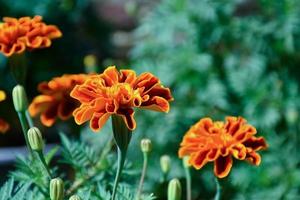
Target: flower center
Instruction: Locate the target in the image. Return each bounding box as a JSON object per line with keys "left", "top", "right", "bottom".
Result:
{"left": 106, "top": 83, "right": 142, "bottom": 106}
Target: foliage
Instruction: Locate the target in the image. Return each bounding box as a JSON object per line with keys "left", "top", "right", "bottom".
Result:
{"left": 130, "top": 0, "right": 300, "bottom": 199}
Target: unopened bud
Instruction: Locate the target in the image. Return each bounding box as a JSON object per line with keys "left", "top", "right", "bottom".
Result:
{"left": 28, "top": 127, "right": 44, "bottom": 151}
{"left": 168, "top": 178, "right": 181, "bottom": 200}
{"left": 50, "top": 178, "right": 64, "bottom": 200}
{"left": 160, "top": 155, "right": 171, "bottom": 174}
{"left": 69, "top": 195, "right": 81, "bottom": 200}
{"left": 12, "top": 85, "right": 28, "bottom": 112}
{"left": 141, "top": 138, "right": 152, "bottom": 153}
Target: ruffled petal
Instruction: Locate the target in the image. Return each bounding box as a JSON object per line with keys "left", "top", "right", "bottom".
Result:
{"left": 89, "top": 112, "right": 111, "bottom": 132}
{"left": 214, "top": 155, "right": 233, "bottom": 178}
{"left": 40, "top": 102, "right": 59, "bottom": 127}
{"left": 29, "top": 95, "right": 54, "bottom": 116}
{"left": 246, "top": 150, "right": 261, "bottom": 165}
{"left": 117, "top": 108, "right": 136, "bottom": 130}
{"left": 243, "top": 136, "right": 268, "bottom": 151}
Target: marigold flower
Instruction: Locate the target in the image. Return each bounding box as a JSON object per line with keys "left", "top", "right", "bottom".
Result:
{"left": 29, "top": 74, "right": 88, "bottom": 127}
{"left": 178, "top": 116, "right": 268, "bottom": 178}
{"left": 0, "top": 15, "right": 62, "bottom": 57}
{"left": 70, "top": 66, "right": 173, "bottom": 131}
{"left": 0, "top": 118, "right": 9, "bottom": 134}
{"left": 0, "top": 90, "right": 9, "bottom": 133}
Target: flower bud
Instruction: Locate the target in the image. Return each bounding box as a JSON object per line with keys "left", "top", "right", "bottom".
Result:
{"left": 28, "top": 127, "right": 44, "bottom": 151}
{"left": 168, "top": 178, "right": 181, "bottom": 200}
{"left": 140, "top": 138, "right": 152, "bottom": 153}
{"left": 160, "top": 155, "right": 171, "bottom": 174}
{"left": 12, "top": 85, "right": 28, "bottom": 112}
{"left": 50, "top": 178, "right": 64, "bottom": 200}
{"left": 69, "top": 195, "right": 81, "bottom": 200}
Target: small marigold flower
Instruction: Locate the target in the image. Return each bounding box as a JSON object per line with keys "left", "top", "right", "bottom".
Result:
{"left": 0, "top": 15, "right": 62, "bottom": 57}
{"left": 0, "top": 90, "right": 9, "bottom": 133}
{"left": 70, "top": 66, "right": 173, "bottom": 131}
{"left": 29, "top": 74, "right": 88, "bottom": 127}
{"left": 178, "top": 116, "right": 268, "bottom": 178}
{"left": 0, "top": 118, "right": 9, "bottom": 134}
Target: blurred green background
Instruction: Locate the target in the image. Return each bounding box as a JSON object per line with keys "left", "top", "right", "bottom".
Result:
{"left": 1, "top": 0, "right": 300, "bottom": 199}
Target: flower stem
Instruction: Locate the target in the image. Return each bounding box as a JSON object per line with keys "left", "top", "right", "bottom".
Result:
{"left": 184, "top": 165, "right": 192, "bottom": 200}
{"left": 214, "top": 177, "right": 221, "bottom": 200}
{"left": 112, "top": 146, "right": 126, "bottom": 200}
{"left": 25, "top": 110, "right": 34, "bottom": 128}
{"left": 36, "top": 151, "right": 52, "bottom": 179}
{"left": 17, "top": 111, "right": 33, "bottom": 156}
{"left": 136, "top": 152, "right": 149, "bottom": 200}
{"left": 111, "top": 115, "right": 132, "bottom": 200}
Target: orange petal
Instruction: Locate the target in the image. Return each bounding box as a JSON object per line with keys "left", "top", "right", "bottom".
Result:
{"left": 90, "top": 112, "right": 110, "bottom": 132}
{"left": 73, "top": 106, "right": 93, "bottom": 124}
{"left": 102, "top": 66, "right": 119, "bottom": 86}
{"left": 190, "top": 150, "right": 210, "bottom": 170}
{"left": 141, "top": 96, "right": 170, "bottom": 112}
{"left": 243, "top": 136, "right": 268, "bottom": 151}
{"left": 40, "top": 103, "right": 59, "bottom": 127}
{"left": 117, "top": 108, "right": 136, "bottom": 130}
{"left": 29, "top": 95, "right": 54, "bottom": 116}
{"left": 214, "top": 155, "right": 233, "bottom": 178}
{"left": 246, "top": 150, "right": 261, "bottom": 166}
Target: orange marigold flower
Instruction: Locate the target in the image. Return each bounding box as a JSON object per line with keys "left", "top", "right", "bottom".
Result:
{"left": 70, "top": 66, "right": 173, "bottom": 132}
{"left": 0, "top": 15, "right": 62, "bottom": 57}
{"left": 29, "top": 74, "right": 88, "bottom": 127}
{"left": 0, "top": 118, "right": 9, "bottom": 134}
{"left": 0, "top": 90, "right": 9, "bottom": 133}
{"left": 178, "top": 116, "right": 268, "bottom": 178}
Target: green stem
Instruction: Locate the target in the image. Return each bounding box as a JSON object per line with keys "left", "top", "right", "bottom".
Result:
{"left": 112, "top": 146, "right": 127, "bottom": 200}
{"left": 136, "top": 152, "right": 149, "bottom": 200}
{"left": 36, "top": 151, "right": 52, "bottom": 179}
{"left": 25, "top": 110, "right": 34, "bottom": 128}
{"left": 214, "top": 177, "right": 221, "bottom": 200}
{"left": 184, "top": 166, "right": 192, "bottom": 200}
{"left": 17, "top": 111, "right": 33, "bottom": 156}
{"left": 111, "top": 114, "right": 132, "bottom": 200}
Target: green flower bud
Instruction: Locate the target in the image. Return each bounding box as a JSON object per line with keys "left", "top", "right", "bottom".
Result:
{"left": 168, "top": 178, "right": 181, "bottom": 200}
{"left": 69, "top": 195, "right": 81, "bottom": 200}
{"left": 140, "top": 138, "right": 152, "bottom": 153}
{"left": 50, "top": 178, "right": 64, "bottom": 200}
{"left": 160, "top": 155, "right": 171, "bottom": 174}
{"left": 12, "top": 85, "right": 28, "bottom": 112}
{"left": 27, "top": 127, "right": 44, "bottom": 151}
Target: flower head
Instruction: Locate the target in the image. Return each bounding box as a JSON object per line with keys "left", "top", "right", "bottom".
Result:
{"left": 178, "top": 116, "right": 268, "bottom": 178}
{"left": 0, "top": 16, "right": 62, "bottom": 57}
{"left": 71, "top": 66, "right": 173, "bottom": 132}
{"left": 29, "top": 74, "right": 88, "bottom": 127}
{"left": 0, "top": 118, "right": 9, "bottom": 134}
